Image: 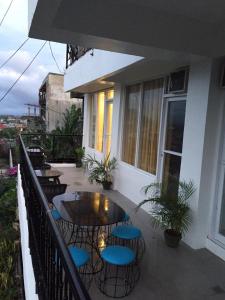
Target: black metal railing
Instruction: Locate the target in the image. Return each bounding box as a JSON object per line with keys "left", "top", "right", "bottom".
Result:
{"left": 66, "top": 44, "right": 92, "bottom": 69}
{"left": 21, "top": 133, "right": 83, "bottom": 163}
{"left": 19, "top": 135, "right": 91, "bottom": 300}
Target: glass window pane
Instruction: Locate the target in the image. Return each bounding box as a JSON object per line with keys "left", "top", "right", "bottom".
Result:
{"left": 163, "top": 153, "right": 181, "bottom": 196}
{"left": 105, "top": 102, "right": 113, "bottom": 155}
{"left": 95, "top": 92, "right": 105, "bottom": 152}
{"left": 122, "top": 84, "right": 140, "bottom": 165}
{"left": 165, "top": 101, "right": 186, "bottom": 153}
{"left": 138, "top": 79, "right": 163, "bottom": 174}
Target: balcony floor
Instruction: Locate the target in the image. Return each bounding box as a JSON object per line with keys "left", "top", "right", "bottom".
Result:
{"left": 57, "top": 165, "right": 225, "bottom": 300}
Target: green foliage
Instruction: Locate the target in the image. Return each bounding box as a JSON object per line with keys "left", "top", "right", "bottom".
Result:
{"left": 0, "top": 128, "right": 17, "bottom": 139}
{"left": 0, "top": 178, "right": 18, "bottom": 299}
{"left": 0, "top": 187, "right": 17, "bottom": 230}
{"left": 52, "top": 105, "right": 83, "bottom": 135}
{"left": 137, "top": 180, "right": 196, "bottom": 235}
{"left": 0, "top": 178, "right": 16, "bottom": 197}
{"left": 84, "top": 153, "right": 117, "bottom": 184}
{"left": 75, "top": 147, "right": 85, "bottom": 161}
{"left": 0, "top": 239, "right": 17, "bottom": 300}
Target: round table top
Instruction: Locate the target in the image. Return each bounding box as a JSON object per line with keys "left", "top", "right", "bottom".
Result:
{"left": 35, "top": 168, "right": 63, "bottom": 178}
{"left": 53, "top": 192, "right": 126, "bottom": 226}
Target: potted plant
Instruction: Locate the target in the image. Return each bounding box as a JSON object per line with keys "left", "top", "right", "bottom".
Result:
{"left": 84, "top": 153, "right": 117, "bottom": 190}
{"left": 75, "top": 147, "right": 85, "bottom": 168}
{"left": 137, "top": 180, "right": 195, "bottom": 248}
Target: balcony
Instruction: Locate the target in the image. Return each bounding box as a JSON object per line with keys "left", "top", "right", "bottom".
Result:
{"left": 66, "top": 44, "right": 92, "bottom": 69}
{"left": 64, "top": 48, "right": 143, "bottom": 93}
{"left": 22, "top": 133, "right": 82, "bottom": 163}
{"left": 19, "top": 134, "right": 225, "bottom": 300}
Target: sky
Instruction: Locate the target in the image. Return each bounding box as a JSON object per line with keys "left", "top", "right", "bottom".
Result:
{"left": 0, "top": 0, "right": 66, "bottom": 116}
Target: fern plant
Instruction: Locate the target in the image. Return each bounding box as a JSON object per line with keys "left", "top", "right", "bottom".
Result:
{"left": 137, "top": 180, "right": 195, "bottom": 235}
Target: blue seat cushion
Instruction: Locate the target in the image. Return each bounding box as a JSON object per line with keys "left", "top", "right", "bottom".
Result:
{"left": 51, "top": 209, "right": 61, "bottom": 220}
{"left": 112, "top": 225, "right": 141, "bottom": 240}
{"left": 101, "top": 246, "right": 135, "bottom": 266}
{"left": 68, "top": 245, "right": 90, "bottom": 268}
{"left": 123, "top": 213, "right": 130, "bottom": 222}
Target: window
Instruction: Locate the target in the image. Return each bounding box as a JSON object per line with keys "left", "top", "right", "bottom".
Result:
{"left": 89, "top": 90, "right": 114, "bottom": 153}
{"left": 122, "top": 79, "right": 164, "bottom": 173}
{"left": 138, "top": 79, "right": 164, "bottom": 174}
{"left": 122, "top": 84, "right": 140, "bottom": 165}
{"left": 162, "top": 100, "right": 186, "bottom": 194}
{"left": 95, "top": 92, "right": 105, "bottom": 152}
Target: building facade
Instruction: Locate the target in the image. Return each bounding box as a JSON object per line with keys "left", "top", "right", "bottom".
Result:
{"left": 29, "top": 0, "right": 225, "bottom": 261}
{"left": 39, "top": 73, "right": 83, "bottom": 132}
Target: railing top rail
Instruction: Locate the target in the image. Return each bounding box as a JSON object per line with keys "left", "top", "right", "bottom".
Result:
{"left": 19, "top": 134, "right": 91, "bottom": 300}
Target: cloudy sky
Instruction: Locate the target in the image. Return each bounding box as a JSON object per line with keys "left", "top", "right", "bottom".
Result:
{"left": 0, "top": 0, "right": 66, "bottom": 115}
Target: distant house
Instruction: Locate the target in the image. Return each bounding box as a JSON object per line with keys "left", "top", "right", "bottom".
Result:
{"left": 39, "top": 73, "right": 83, "bottom": 132}
{"left": 0, "top": 124, "right": 6, "bottom": 130}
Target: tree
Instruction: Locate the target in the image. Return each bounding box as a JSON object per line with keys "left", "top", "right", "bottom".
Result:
{"left": 52, "top": 105, "right": 83, "bottom": 135}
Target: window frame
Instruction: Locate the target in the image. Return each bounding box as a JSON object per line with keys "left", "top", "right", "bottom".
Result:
{"left": 158, "top": 96, "right": 187, "bottom": 184}
{"left": 88, "top": 88, "right": 114, "bottom": 153}
{"left": 120, "top": 77, "right": 188, "bottom": 179}
{"left": 120, "top": 79, "right": 164, "bottom": 177}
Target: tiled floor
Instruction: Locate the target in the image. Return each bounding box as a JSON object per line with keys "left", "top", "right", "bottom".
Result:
{"left": 58, "top": 165, "right": 225, "bottom": 300}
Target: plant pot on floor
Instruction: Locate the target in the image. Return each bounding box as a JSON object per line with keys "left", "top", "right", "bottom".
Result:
{"left": 164, "top": 229, "right": 182, "bottom": 248}
{"left": 102, "top": 181, "right": 112, "bottom": 190}
{"left": 76, "top": 161, "right": 82, "bottom": 168}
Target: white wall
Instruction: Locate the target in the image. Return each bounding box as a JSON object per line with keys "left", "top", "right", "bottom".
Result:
{"left": 65, "top": 50, "right": 143, "bottom": 92}
{"left": 83, "top": 58, "right": 225, "bottom": 253}
{"left": 17, "top": 165, "right": 38, "bottom": 300}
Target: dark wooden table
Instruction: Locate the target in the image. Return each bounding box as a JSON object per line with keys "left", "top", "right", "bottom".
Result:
{"left": 35, "top": 168, "right": 63, "bottom": 184}
{"left": 53, "top": 192, "right": 126, "bottom": 273}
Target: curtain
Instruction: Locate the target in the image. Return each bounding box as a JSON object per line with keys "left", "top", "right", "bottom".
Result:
{"left": 122, "top": 84, "right": 140, "bottom": 165}
{"left": 95, "top": 92, "right": 105, "bottom": 152}
{"left": 138, "top": 78, "right": 164, "bottom": 174}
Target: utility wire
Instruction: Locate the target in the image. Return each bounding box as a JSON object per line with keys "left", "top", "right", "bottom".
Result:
{"left": 0, "top": 0, "right": 15, "bottom": 27}
{"left": 0, "top": 41, "right": 47, "bottom": 104}
{"left": 0, "top": 37, "right": 30, "bottom": 70}
{"left": 48, "top": 41, "right": 64, "bottom": 74}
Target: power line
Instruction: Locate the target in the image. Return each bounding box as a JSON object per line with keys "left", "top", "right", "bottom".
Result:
{"left": 0, "top": 0, "right": 15, "bottom": 27}
{"left": 0, "top": 41, "right": 47, "bottom": 104}
{"left": 0, "top": 37, "right": 30, "bottom": 70}
{"left": 48, "top": 41, "right": 64, "bottom": 74}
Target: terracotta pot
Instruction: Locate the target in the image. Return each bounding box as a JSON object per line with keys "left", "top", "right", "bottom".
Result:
{"left": 164, "top": 229, "right": 182, "bottom": 248}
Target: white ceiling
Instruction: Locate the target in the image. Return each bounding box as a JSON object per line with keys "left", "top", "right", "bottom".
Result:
{"left": 29, "top": 0, "right": 225, "bottom": 58}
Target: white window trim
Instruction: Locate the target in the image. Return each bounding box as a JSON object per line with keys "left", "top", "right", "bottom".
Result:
{"left": 119, "top": 80, "right": 187, "bottom": 180}
{"left": 158, "top": 96, "right": 187, "bottom": 183}
{"left": 88, "top": 89, "right": 114, "bottom": 154}
{"left": 120, "top": 81, "right": 164, "bottom": 177}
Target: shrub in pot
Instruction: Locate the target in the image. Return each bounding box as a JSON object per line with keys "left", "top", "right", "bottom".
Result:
{"left": 137, "top": 180, "right": 195, "bottom": 248}
{"left": 75, "top": 147, "right": 85, "bottom": 168}
{"left": 84, "top": 153, "right": 117, "bottom": 190}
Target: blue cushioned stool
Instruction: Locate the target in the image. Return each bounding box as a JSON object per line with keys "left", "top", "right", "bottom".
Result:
{"left": 122, "top": 213, "right": 132, "bottom": 225}
{"left": 110, "top": 225, "right": 145, "bottom": 262}
{"left": 51, "top": 209, "right": 61, "bottom": 220}
{"left": 95, "top": 246, "right": 140, "bottom": 298}
{"left": 68, "top": 245, "right": 92, "bottom": 289}
{"left": 51, "top": 208, "right": 69, "bottom": 239}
